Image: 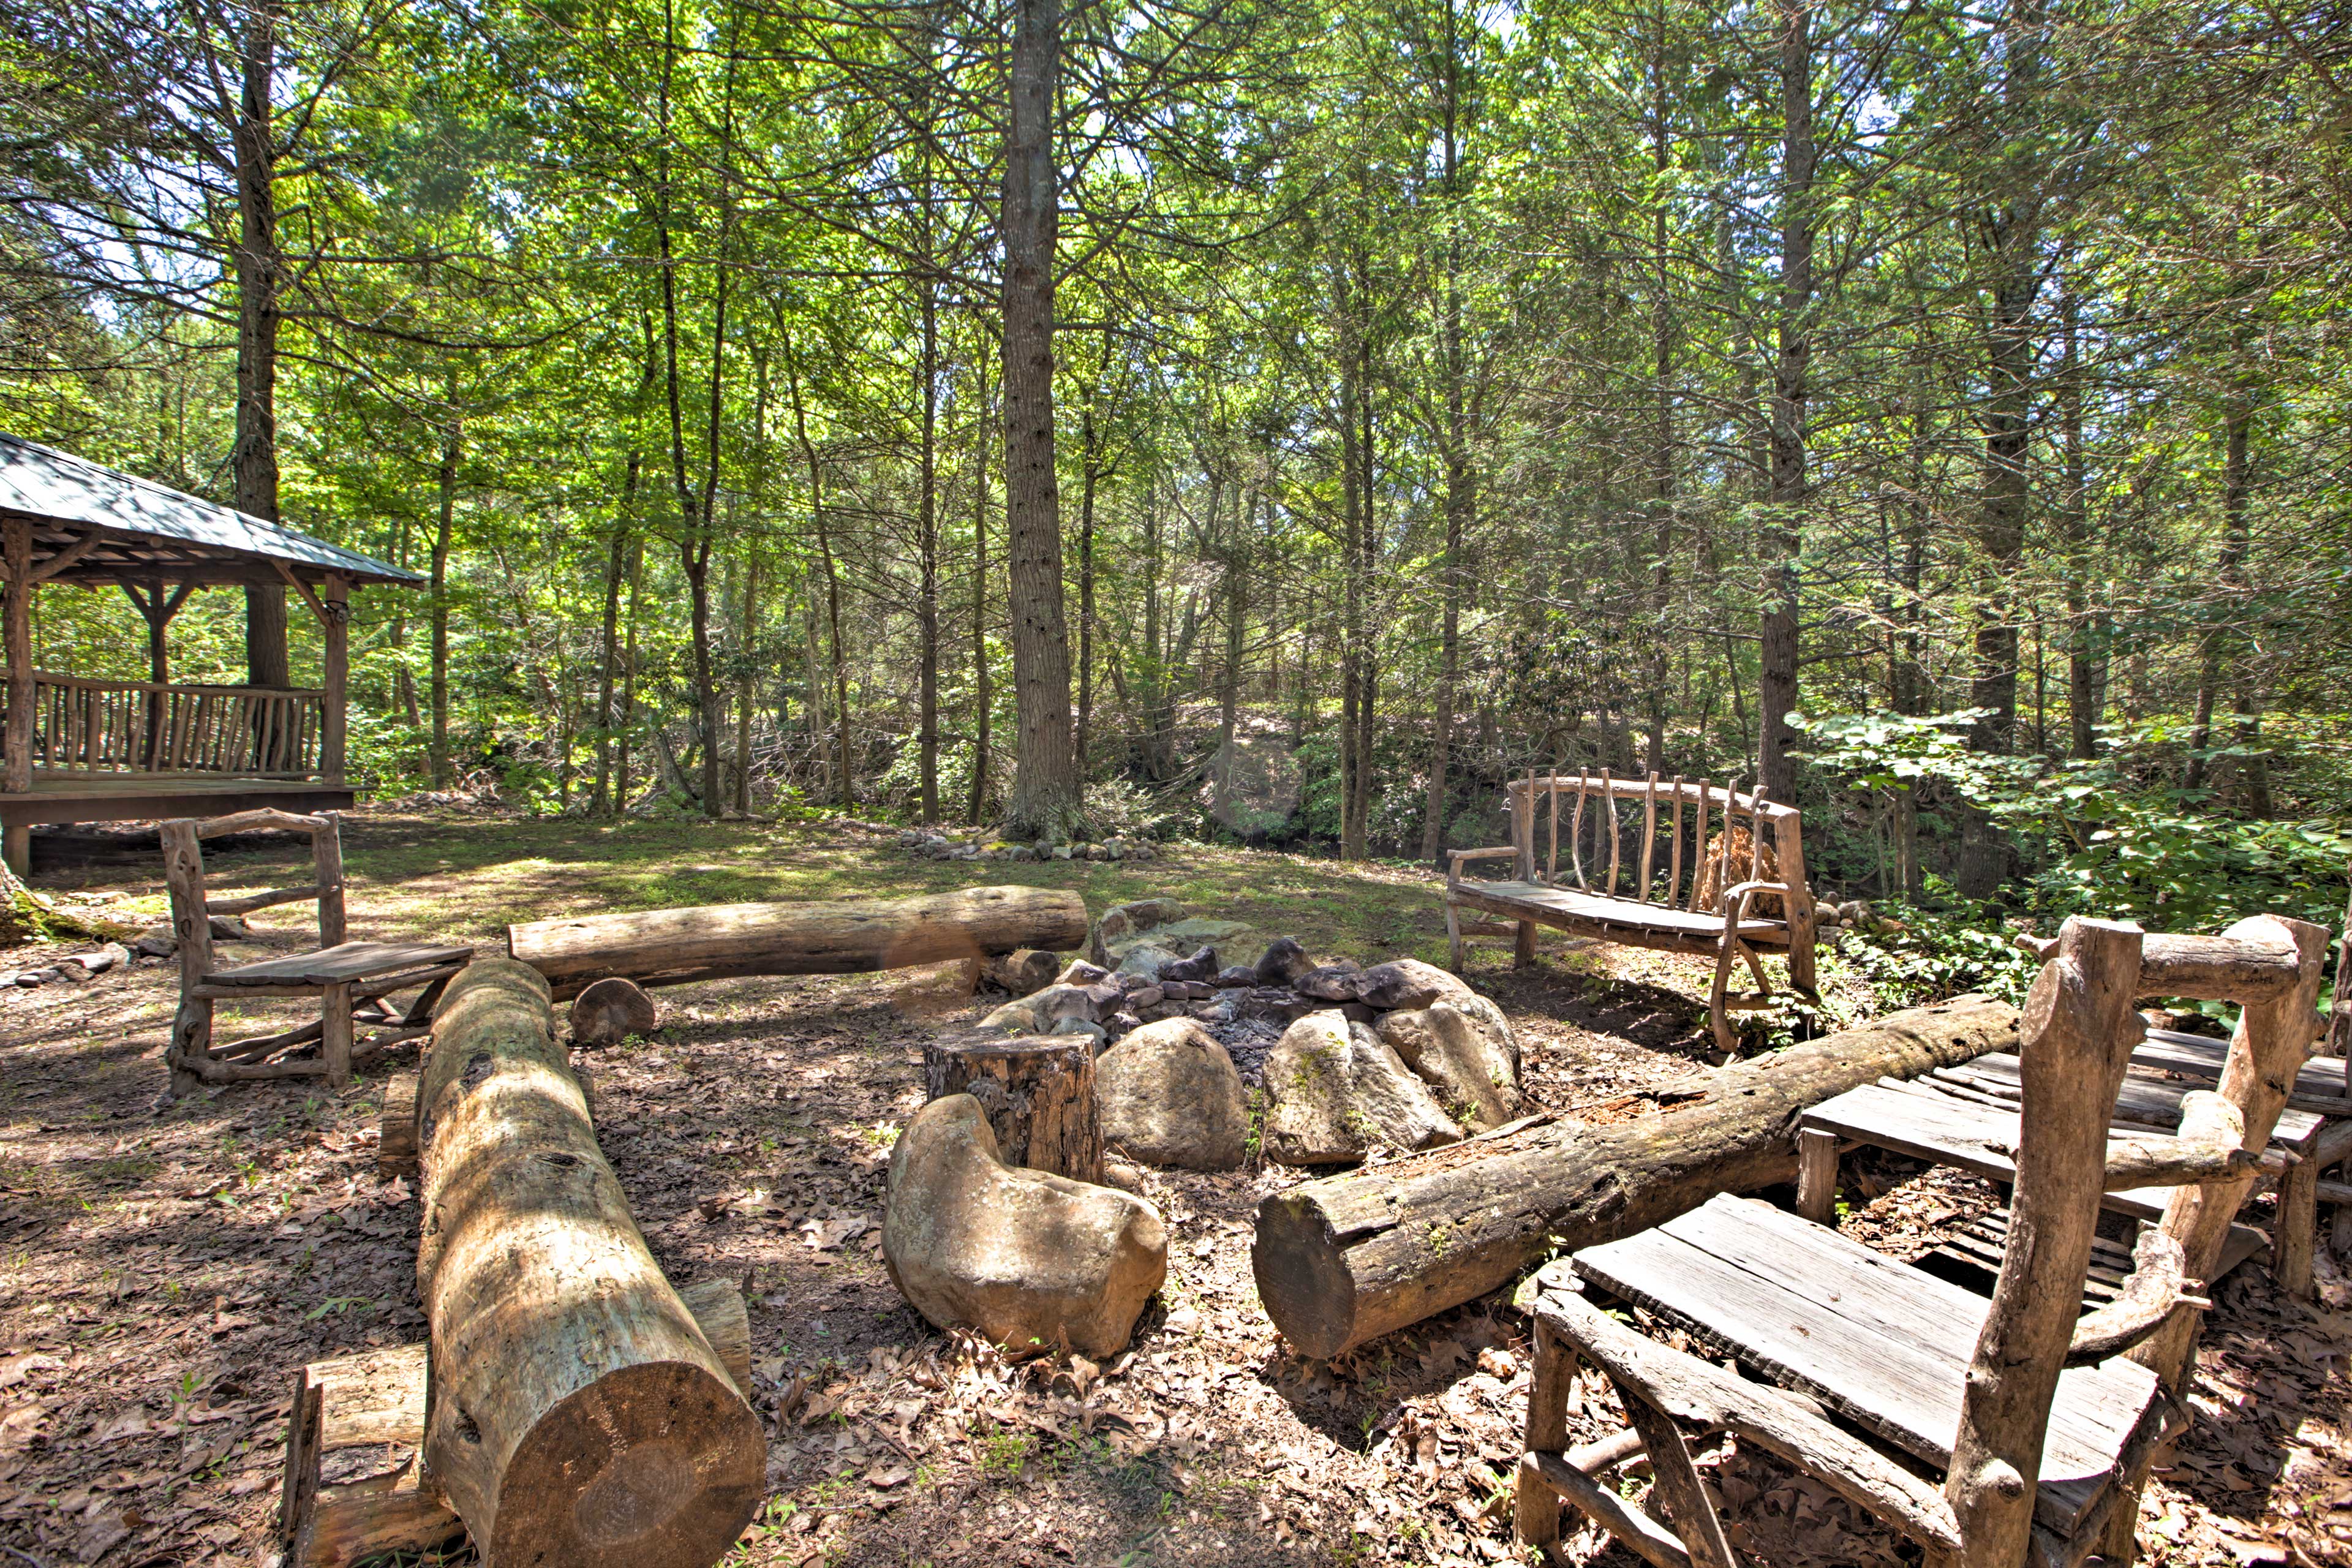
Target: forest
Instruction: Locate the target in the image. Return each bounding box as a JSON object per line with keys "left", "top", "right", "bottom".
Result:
{"left": 4, "top": 0, "right": 2347, "bottom": 944}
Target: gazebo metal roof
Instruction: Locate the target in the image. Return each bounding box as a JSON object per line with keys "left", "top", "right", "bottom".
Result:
{"left": 0, "top": 432, "right": 420, "bottom": 588}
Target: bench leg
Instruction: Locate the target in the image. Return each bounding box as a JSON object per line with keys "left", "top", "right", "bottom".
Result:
{"left": 1797, "top": 1128, "right": 1839, "bottom": 1226}
{"left": 322, "top": 982, "right": 355, "bottom": 1090}
{"left": 1708, "top": 936, "right": 1742, "bottom": 1055}
{"left": 1516, "top": 1314, "right": 1571, "bottom": 1552}
{"left": 2277, "top": 1156, "right": 2316, "bottom": 1299}
{"left": 1447, "top": 901, "right": 1466, "bottom": 973}
{"left": 167, "top": 994, "right": 214, "bottom": 1099}
{"left": 1610, "top": 1374, "right": 1740, "bottom": 1568}
{"left": 1515, "top": 919, "right": 1538, "bottom": 968}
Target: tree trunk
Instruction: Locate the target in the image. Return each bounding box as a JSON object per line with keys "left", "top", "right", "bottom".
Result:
{"left": 2059, "top": 285, "right": 2100, "bottom": 761}
{"left": 969, "top": 353, "right": 993, "bottom": 821}
{"left": 2187, "top": 369, "right": 2254, "bottom": 797}
{"left": 1757, "top": 0, "right": 1812, "bottom": 803}
{"left": 233, "top": 0, "right": 288, "bottom": 690}
{"left": 415, "top": 960, "right": 762, "bottom": 1567}
{"left": 428, "top": 418, "right": 459, "bottom": 791}
{"left": 922, "top": 1031, "right": 1101, "bottom": 1183}
{"left": 918, "top": 281, "right": 941, "bottom": 823}
{"left": 998, "top": 0, "right": 1080, "bottom": 839}
{"left": 1251, "top": 995, "right": 2021, "bottom": 1360}
{"left": 508, "top": 885, "right": 1089, "bottom": 997}
{"left": 592, "top": 454, "right": 639, "bottom": 815}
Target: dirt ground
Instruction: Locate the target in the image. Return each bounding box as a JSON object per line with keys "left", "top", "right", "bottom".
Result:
{"left": 0, "top": 810, "right": 2346, "bottom": 1568}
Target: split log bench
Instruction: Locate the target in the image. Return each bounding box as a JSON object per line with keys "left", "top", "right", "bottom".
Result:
{"left": 162, "top": 809, "right": 471, "bottom": 1093}
{"left": 1444, "top": 772, "right": 1817, "bottom": 1052}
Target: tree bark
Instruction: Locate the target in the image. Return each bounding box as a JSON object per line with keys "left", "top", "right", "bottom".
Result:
{"left": 428, "top": 414, "right": 459, "bottom": 790}
{"left": 998, "top": 0, "right": 1081, "bottom": 839}
{"left": 1251, "top": 995, "right": 2021, "bottom": 1359}
{"left": 415, "top": 960, "right": 762, "bottom": 1567}
{"left": 922, "top": 1031, "right": 1101, "bottom": 1183}
{"left": 233, "top": 0, "right": 289, "bottom": 689}
{"left": 509, "top": 885, "right": 1089, "bottom": 997}
{"left": 1757, "top": 0, "right": 1812, "bottom": 803}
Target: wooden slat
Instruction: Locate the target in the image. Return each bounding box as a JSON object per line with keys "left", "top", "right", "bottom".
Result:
{"left": 206, "top": 883, "right": 323, "bottom": 916}
{"left": 1638, "top": 771, "right": 1659, "bottom": 904}
{"left": 1952, "top": 1053, "right": 2325, "bottom": 1150}
{"left": 1668, "top": 774, "right": 1685, "bottom": 910}
{"left": 203, "top": 941, "right": 474, "bottom": 987}
{"left": 1573, "top": 1196, "right": 2159, "bottom": 1536}
{"left": 1449, "top": 880, "right": 1790, "bottom": 943}
{"left": 1569, "top": 780, "right": 1587, "bottom": 891}
{"left": 1601, "top": 767, "right": 1620, "bottom": 895}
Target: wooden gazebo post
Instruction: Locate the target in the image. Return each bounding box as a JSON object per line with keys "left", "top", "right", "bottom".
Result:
{"left": 5, "top": 521, "right": 32, "bottom": 872}
{"left": 279, "top": 566, "right": 352, "bottom": 789}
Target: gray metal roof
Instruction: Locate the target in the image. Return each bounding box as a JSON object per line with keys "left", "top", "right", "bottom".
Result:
{"left": 0, "top": 432, "right": 421, "bottom": 586}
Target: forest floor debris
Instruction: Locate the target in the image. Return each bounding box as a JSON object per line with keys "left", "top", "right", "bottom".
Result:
{"left": 0, "top": 807, "right": 2343, "bottom": 1566}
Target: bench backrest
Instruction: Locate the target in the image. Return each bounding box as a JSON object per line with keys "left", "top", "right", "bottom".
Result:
{"left": 159, "top": 808, "right": 347, "bottom": 986}
{"left": 1506, "top": 771, "right": 1803, "bottom": 916}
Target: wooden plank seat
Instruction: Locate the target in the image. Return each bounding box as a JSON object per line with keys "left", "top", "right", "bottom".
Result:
{"left": 163, "top": 809, "right": 471, "bottom": 1095}
{"left": 1514, "top": 921, "right": 2278, "bottom": 1568}
{"left": 203, "top": 942, "right": 473, "bottom": 990}
{"left": 1566, "top": 1195, "right": 2166, "bottom": 1540}
{"left": 1444, "top": 772, "right": 1817, "bottom": 1052}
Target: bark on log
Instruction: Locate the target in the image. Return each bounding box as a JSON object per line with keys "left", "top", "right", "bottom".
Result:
{"left": 281, "top": 1282, "right": 753, "bottom": 1568}
{"left": 923, "top": 1030, "right": 1102, "bottom": 1184}
{"left": 1253, "top": 995, "right": 2022, "bottom": 1360}
{"left": 415, "top": 959, "right": 763, "bottom": 1568}
{"left": 509, "top": 886, "right": 1088, "bottom": 997}
{"left": 570, "top": 976, "right": 659, "bottom": 1046}
{"left": 378, "top": 1071, "right": 420, "bottom": 1182}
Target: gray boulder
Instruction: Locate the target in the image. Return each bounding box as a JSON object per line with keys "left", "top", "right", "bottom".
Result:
{"left": 1253, "top": 937, "right": 1315, "bottom": 986}
{"left": 1092, "top": 898, "right": 1188, "bottom": 964}
{"left": 883, "top": 1095, "right": 1167, "bottom": 1359}
{"left": 1097, "top": 1019, "right": 1248, "bottom": 1171}
{"left": 1261, "top": 1010, "right": 1462, "bottom": 1166}
{"left": 1352, "top": 957, "right": 1480, "bottom": 1012}
{"left": 1377, "top": 997, "right": 1526, "bottom": 1132}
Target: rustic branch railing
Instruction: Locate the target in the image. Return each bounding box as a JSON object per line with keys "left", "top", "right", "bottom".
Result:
{"left": 4, "top": 671, "right": 325, "bottom": 780}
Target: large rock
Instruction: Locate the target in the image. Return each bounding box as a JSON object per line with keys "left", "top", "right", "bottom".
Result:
{"left": 986, "top": 949, "right": 1063, "bottom": 996}
{"left": 1097, "top": 1019, "right": 1248, "bottom": 1172}
{"left": 1352, "top": 957, "right": 1480, "bottom": 1012}
{"left": 1092, "top": 899, "right": 1188, "bottom": 965}
{"left": 1378, "top": 998, "right": 1526, "bottom": 1132}
{"left": 1253, "top": 937, "right": 1315, "bottom": 986}
{"left": 1262, "top": 1011, "right": 1463, "bottom": 1166}
{"left": 883, "top": 1095, "right": 1167, "bottom": 1357}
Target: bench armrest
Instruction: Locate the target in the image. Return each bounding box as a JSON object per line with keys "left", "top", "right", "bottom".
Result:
{"left": 1446, "top": 846, "right": 1520, "bottom": 888}
{"left": 1721, "top": 880, "right": 1796, "bottom": 921}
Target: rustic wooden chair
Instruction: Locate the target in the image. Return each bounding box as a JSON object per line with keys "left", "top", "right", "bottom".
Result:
{"left": 1445, "top": 771, "right": 1818, "bottom": 1052}
{"left": 162, "top": 809, "right": 471, "bottom": 1093}
{"left": 1513, "top": 918, "right": 2256, "bottom": 1568}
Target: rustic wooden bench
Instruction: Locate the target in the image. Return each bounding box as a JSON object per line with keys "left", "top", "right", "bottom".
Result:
{"left": 1517, "top": 919, "right": 2243, "bottom": 1568}
{"left": 1444, "top": 771, "right": 1817, "bottom": 1051}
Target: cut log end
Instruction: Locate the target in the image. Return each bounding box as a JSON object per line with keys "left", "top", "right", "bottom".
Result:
{"left": 492, "top": 1359, "right": 766, "bottom": 1568}
{"left": 1250, "top": 1192, "right": 1360, "bottom": 1361}
{"left": 570, "top": 976, "right": 659, "bottom": 1046}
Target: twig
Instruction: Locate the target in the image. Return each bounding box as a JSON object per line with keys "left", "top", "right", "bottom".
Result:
{"left": 2, "top": 1543, "right": 51, "bottom": 1568}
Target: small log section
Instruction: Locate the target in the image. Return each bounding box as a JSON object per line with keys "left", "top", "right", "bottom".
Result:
{"left": 923, "top": 1030, "right": 1102, "bottom": 1185}
{"left": 415, "top": 958, "right": 763, "bottom": 1568}
{"left": 509, "top": 885, "right": 1088, "bottom": 998}
{"left": 1252, "top": 994, "right": 2022, "bottom": 1360}
{"left": 279, "top": 1281, "right": 752, "bottom": 1568}
{"left": 570, "top": 974, "right": 659, "bottom": 1046}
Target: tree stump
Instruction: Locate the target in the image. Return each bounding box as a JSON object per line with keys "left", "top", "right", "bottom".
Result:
{"left": 923, "top": 1031, "right": 1102, "bottom": 1185}
{"left": 569, "top": 976, "right": 658, "bottom": 1046}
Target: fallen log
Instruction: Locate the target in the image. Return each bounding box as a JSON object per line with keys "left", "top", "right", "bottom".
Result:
{"left": 508, "top": 885, "right": 1088, "bottom": 997}
{"left": 417, "top": 959, "right": 763, "bottom": 1567}
{"left": 1252, "top": 995, "right": 2022, "bottom": 1360}
{"left": 280, "top": 1281, "right": 753, "bottom": 1568}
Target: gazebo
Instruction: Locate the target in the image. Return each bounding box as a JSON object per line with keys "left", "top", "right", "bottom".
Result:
{"left": 1, "top": 434, "right": 421, "bottom": 872}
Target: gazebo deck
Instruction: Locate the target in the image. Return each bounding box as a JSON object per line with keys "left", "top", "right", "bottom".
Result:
{"left": 1, "top": 771, "right": 356, "bottom": 829}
